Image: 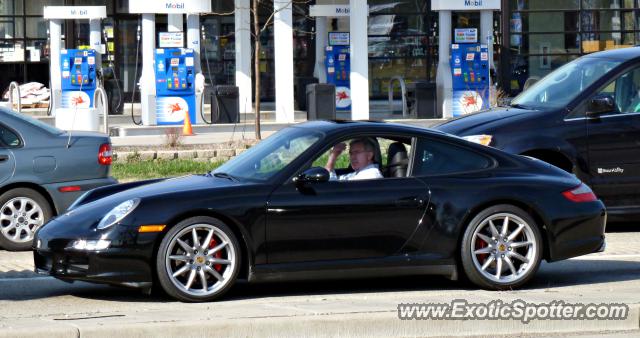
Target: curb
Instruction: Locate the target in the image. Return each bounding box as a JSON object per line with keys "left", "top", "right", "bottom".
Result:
{"left": 2, "top": 304, "right": 638, "bottom": 338}
{"left": 113, "top": 148, "right": 248, "bottom": 163}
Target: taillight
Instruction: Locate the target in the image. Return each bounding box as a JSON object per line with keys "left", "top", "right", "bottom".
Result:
{"left": 59, "top": 186, "right": 81, "bottom": 193}
{"left": 98, "top": 143, "right": 112, "bottom": 166}
{"left": 562, "top": 183, "right": 597, "bottom": 203}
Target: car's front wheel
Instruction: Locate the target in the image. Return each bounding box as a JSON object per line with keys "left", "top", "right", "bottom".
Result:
{"left": 460, "top": 204, "right": 543, "bottom": 290}
{"left": 156, "top": 216, "right": 241, "bottom": 302}
{"left": 0, "top": 188, "right": 52, "bottom": 251}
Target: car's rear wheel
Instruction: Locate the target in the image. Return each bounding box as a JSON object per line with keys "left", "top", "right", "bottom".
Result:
{"left": 460, "top": 204, "right": 543, "bottom": 290}
{"left": 156, "top": 216, "right": 240, "bottom": 302}
{"left": 0, "top": 188, "right": 52, "bottom": 251}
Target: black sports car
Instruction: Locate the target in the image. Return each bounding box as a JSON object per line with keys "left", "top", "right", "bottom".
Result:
{"left": 34, "top": 121, "right": 606, "bottom": 302}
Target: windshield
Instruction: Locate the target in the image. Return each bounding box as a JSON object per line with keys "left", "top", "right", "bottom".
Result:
{"left": 511, "top": 57, "right": 622, "bottom": 109}
{"left": 212, "top": 127, "right": 322, "bottom": 182}
{"left": 1, "top": 108, "right": 63, "bottom": 135}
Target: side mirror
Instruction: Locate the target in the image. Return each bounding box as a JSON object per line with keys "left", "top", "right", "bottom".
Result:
{"left": 586, "top": 95, "right": 615, "bottom": 118}
{"left": 293, "top": 167, "right": 330, "bottom": 184}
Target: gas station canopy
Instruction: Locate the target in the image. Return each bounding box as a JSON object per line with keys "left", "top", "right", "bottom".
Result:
{"left": 128, "top": 0, "right": 211, "bottom": 14}
{"left": 431, "top": 0, "right": 500, "bottom": 11}
{"left": 43, "top": 6, "right": 107, "bottom": 19}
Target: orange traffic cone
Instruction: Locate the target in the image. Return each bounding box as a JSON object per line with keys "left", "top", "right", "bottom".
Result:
{"left": 182, "top": 112, "right": 194, "bottom": 136}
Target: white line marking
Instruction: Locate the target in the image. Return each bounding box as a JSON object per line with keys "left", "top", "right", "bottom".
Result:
{"left": 0, "top": 276, "right": 54, "bottom": 282}
{"left": 570, "top": 254, "right": 640, "bottom": 260}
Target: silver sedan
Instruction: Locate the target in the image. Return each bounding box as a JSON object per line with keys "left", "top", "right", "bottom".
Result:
{"left": 0, "top": 109, "right": 116, "bottom": 250}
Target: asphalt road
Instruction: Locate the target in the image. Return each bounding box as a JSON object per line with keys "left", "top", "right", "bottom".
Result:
{"left": 0, "top": 226, "right": 638, "bottom": 337}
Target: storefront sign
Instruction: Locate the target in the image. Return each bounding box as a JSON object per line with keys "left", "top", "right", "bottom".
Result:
{"left": 44, "top": 6, "right": 107, "bottom": 19}
{"left": 431, "top": 0, "right": 500, "bottom": 11}
{"left": 129, "top": 0, "right": 211, "bottom": 14}
{"left": 159, "top": 32, "right": 184, "bottom": 48}
{"left": 310, "top": 5, "right": 368, "bottom": 17}
{"left": 329, "top": 32, "right": 350, "bottom": 46}
{"left": 454, "top": 28, "right": 478, "bottom": 43}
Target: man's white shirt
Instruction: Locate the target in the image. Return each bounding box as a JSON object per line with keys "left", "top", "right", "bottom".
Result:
{"left": 329, "top": 164, "right": 383, "bottom": 181}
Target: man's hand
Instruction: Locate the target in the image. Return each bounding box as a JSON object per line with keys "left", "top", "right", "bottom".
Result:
{"left": 325, "top": 142, "right": 346, "bottom": 172}
{"left": 331, "top": 142, "right": 346, "bottom": 156}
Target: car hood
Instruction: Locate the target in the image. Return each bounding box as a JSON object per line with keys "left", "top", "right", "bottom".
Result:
{"left": 52, "top": 174, "right": 241, "bottom": 224}
{"left": 435, "top": 107, "right": 539, "bottom": 135}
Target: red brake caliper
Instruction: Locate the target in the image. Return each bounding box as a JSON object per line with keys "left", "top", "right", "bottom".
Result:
{"left": 209, "top": 237, "right": 223, "bottom": 271}
{"left": 475, "top": 236, "right": 488, "bottom": 264}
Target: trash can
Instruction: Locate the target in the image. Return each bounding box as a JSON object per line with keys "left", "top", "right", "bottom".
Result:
{"left": 295, "top": 76, "right": 318, "bottom": 110}
{"left": 211, "top": 85, "right": 240, "bottom": 123}
{"left": 407, "top": 81, "right": 438, "bottom": 118}
{"left": 306, "top": 83, "right": 336, "bottom": 120}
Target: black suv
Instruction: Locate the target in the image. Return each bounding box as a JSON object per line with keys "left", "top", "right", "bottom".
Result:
{"left": 436, "top": 47, "right": 640, "bottom": 221}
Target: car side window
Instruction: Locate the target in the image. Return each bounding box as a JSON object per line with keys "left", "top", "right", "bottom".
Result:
{"left": 412, "top": 137, "right": 492, "bottom": 176}
{"left": 595, "top": 67, "right": 640, "bottom": 115}
{"left": 0, "top": 124, "right": 21, "bottom": 148}
{"left": 311, "top": 136, "right": 412, "bottom": 179}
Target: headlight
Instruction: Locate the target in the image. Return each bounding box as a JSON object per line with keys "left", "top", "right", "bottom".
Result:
{"left": 97, "top": 198, "right": 140, "bottom": 230}
{"left": 462, "top": 134, "right": 493, "bottom": 146}
{"left": 68, "top": 239, "right": 111, "bottom": 251}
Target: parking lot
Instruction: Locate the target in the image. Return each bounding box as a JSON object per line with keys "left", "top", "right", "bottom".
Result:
{"left": 0, "top": 226, "right": 638, "bottom": 338}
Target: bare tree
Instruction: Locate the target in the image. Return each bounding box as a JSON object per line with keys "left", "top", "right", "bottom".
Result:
{"left": 251, "top": 0, "right": 303, "bottom": 140}
{"left": 215, "top": 1, "right": 306, "bottom": 140}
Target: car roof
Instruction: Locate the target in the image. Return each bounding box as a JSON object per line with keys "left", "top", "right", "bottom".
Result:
{"left": 292, "top": 120, "right": 447, "bottom": 137}
{"left": 584, "top": 46, "right": 640, "bottom": 61}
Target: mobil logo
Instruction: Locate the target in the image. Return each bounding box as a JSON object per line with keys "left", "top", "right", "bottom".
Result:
{"left": 464, "top": 0, "right": 484, "bottom": 7}
{"left": 166, "top": 2, "right": 185, "bottom": 9}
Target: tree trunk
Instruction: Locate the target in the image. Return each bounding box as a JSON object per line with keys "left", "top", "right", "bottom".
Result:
{"left": 252, "top": 0, "right": 262, "bottom": 140}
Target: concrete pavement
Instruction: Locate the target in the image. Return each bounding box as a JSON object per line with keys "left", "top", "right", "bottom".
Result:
{"left": 0, "top": 231, "right": 639, "bottom": 337}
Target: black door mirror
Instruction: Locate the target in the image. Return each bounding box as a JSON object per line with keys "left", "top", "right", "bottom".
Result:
{"left": 586, "top": 95, "right": 615, "bottom": 118}
{"left": 293, "top": 167, "right": 330, "bottom": 184}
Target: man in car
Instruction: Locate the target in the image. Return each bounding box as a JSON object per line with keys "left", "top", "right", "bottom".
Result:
{"left": 325, "top": 138, "right": 383, "bottom": 181}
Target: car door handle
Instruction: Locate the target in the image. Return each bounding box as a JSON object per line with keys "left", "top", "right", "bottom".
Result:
{"left": 0, "top": 155, "right": 8, "bottom": 162}
{"left": 395, "top": 197, "right": 424, "bottom": 208}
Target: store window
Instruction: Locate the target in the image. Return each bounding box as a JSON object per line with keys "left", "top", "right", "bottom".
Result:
{"left": 368, "top": 0, "right": 430, "bottom": 100}
{"left": 507, "top": 0, "right": 640, "bottom": 95}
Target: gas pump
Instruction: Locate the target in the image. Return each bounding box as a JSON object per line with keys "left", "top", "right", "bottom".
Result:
{"left": 44, "top": 6, "right": 107, "bottom": 132}
{"left": 450, "top": 40, "right": 490, "bottom": 116}
{"left": 154, "top": 48, "right": 197, "bottom": 125}
{"left": 324, "top": 32, "right": 351, "bottom": 111}
{"left": 60, "top": 49, "right": 97, "bottom": 109}
{"left": 431, "top": 0, "right": 500, "bottom": 118}
{"left": 128, "top": 0, "right": 210, "bottom": 126}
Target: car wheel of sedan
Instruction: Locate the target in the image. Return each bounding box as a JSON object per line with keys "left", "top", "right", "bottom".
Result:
{"left": 0, "top": 188, "right": 52, "bottom": 251}
{"left": 156, "top": 216, "right": 241, "bottom": 302}
{"left": 460, "top": 204, "right": 543, "bottom": 290}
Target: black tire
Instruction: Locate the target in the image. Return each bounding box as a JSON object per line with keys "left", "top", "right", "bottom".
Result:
{"left": 460, "top": 204, "right": 543, "bottom": 290}
{"left": 156, "top": 216, "right": 241, "bottom": 302}
{"left": 0, "top": 188, "right": 53, "bottom": 251}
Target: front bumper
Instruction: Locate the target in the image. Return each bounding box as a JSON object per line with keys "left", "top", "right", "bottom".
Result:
{"left": 33, "top": 219, "right": 160, "bottom": 289}
{"left": 34, "top": 247, "right": 152, "bottom": 289}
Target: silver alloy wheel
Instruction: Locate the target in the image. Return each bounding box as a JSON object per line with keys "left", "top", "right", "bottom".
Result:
{"left": 164, "top": 223, "right": 237, "bottom": 297}
{"left": 0, "top": 197, "right": 45, "bottom": 243}
{"left": 470, "top": 213, "right": 538, "bottom": 283}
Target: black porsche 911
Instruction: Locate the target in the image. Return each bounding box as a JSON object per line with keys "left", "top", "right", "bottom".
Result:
{"left": 33, "top": 121, "right": 606, "bottom": 302}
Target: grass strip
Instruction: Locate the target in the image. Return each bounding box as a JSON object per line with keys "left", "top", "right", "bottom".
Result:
{"left": 112, "top": 159, "right": 225, "bottom": 181}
